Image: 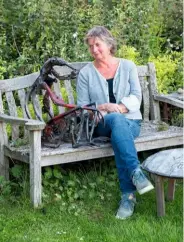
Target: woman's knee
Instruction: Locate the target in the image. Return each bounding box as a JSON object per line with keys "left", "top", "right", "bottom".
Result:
{"left": 104, "top": 113, "right": 126, "bottom": 126}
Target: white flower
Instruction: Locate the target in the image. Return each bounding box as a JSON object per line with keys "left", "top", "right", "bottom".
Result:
{"left": 56, "top": 231, "right": 67, "bottom": 235}
{"left": 73, "top": 32, "right": 78, "bottom": 38}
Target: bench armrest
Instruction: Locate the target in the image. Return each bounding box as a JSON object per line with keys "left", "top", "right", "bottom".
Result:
{"left": 0, "top": 113, "right": 45, "bottom": 130}
{"left": 154, "top": 94, "right": 183, "bottom": 109}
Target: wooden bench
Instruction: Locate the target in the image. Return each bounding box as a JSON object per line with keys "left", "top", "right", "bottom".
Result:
{"left": 0, "top": 62, "right": 183, "bottom": 207}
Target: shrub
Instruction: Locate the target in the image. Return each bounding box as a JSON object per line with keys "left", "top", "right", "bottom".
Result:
{"left": 117, "top": 45, "right": 142, "bottom": 65}
{"left": 149, "top": 52, "right": 182, "bottom": 94}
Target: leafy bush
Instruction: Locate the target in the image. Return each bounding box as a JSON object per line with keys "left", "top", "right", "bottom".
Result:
{"left": 117, "top": 45, "right": 142, "bottom": 65}
{"left": 0, "top": 0, "right": 182, "bottom": 79}
{"left": 0, "top": 164, "right": 29, "bottom": 202}
{"left": 0, "top": 58, "right": 6, "bottom": 79}
{"left": 42, "top": 160, "right": 118, "bottom": 215}
{"left": 149, "top": 52, "right": 182, "bottom": 94}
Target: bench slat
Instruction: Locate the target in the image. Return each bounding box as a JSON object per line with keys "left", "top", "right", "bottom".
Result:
{"left": 0, "top": 90, "right": 8, "bottom": 141}
{"left": 139, "top": 77, "right": 150, "bottom": 121}
{"left": 5, "top": 91, "right": 19, "bottom": 139}
{"left": 0, "top": 90, "right": 4, "bottom": 113}
{"left": 0, "top": 73, "right": 39, "bottom": 92}
{"left": 53, "top": 81, "right": 65, "bottom": 114}
{"left": 148, "top": 63, "right": 160, "bottom": 120}
{"left": 64, "top": 80, "right": 75, "bottom": 104}
{"left": 17, "top": 89, "right": 27, "bottom": 118}
{"left": 0, "top": 63, "right": 150, "bottom": 92}
{"left": 17, "top": 89, "right": 29, "bottom": 137}
{"left": 34, "top": 95, "right": 42, "bottom": 120}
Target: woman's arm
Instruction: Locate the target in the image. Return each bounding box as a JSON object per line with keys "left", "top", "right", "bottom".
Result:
{"left": 120, "top": 62, "right": 142, "bottom": 112}
{"left": 76, "top": 71, "right": 90, "bottom": 106}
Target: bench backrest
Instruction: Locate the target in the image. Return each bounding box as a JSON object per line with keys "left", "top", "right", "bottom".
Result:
{"left": 0, "top": 62, "right": 160, "bottom": 141}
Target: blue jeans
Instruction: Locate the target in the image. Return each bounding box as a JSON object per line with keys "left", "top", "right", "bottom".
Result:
{"left": 94, "top": 113, "right": 141, "bottom": 193}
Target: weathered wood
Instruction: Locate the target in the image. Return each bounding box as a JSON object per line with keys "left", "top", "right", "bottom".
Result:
{"left": 0, "top": 61, "right": 183, "bottom": 207}
{"left": 0, "top": 90, "right": 7, "bottom": 139}
{"left": 0, "top": 72, "right": 39, "bottom": 92}
{"left": 5, "top": 91, "right": 19, "bottom": 139}
{"left": 154, "top": 175, "right": 165, "bottom": 217}
{"left": 162, "top": 103, "right": 169, "bottom": 123}
{"left": 139, "top": 77, "right": 149, "bottom": 121}
{"left": 17, "top": 89, "right": 28, "bottom": 137}
{"left": 0, "top": 113, "right": 45, "bottom": 129}
{"left": 142, "top": 148, "right": 183, "bottom": 178}
{"left": 4, "top": 123, "right": 183, "bottom": 169}
{"left": 34, "top": 94, "right": 43, "bottom": 121}
{"left": 64, "top": 80, "right": 75, "bottom": 104}
{"left": 0, "top": 91, "right": 9, "bottom": 178}
{"left": 0, "top": 121, "right": 9, "bottom": 179}
{"left": 147, "top": 63, "right": 161, "bottom": 121}
{"left": 0, "top": 90, "right": 4, "bottom": 112}
{"left": 4, "top": 145, "right": 29, "bottom": 163}
{"left": 54, "top": 62, "right": 150, "bottom": 78}
{"left": 142, "top": 148, "right": 183, "bottom": 217}
{"left": 167, "top": 178, "right": 176, "bottom": 201}
{"left": 53, "top": 62, "right": 88, "bottom": 77}
{"left": 154, "top": 94, "right": 183, "bottom": 109}
{"left": 53, "top": 81, "right": 65, "bottom": 114}
{"left": 29, "top": 130, "right": 42, "bottom": 207}
{"left": 17, "top": 89, "right": 28, "bottom": 118}
{"left": 0, "top": 62, "right": 149, "bottom": 92}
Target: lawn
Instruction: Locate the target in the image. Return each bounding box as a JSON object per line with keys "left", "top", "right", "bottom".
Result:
{"left": 0, "top": 171, "right": 182, "bottom": 242}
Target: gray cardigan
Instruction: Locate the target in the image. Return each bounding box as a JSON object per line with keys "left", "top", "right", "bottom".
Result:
{"left": 77, "top": 59, "right": 142, "bottom": 120}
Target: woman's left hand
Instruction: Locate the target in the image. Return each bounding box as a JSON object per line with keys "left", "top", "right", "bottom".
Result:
{"left": 118, "top": 103, "right": 128, "bottom": 113}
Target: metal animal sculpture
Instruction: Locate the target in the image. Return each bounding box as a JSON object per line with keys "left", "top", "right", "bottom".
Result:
{"left": 25, "top": 57, "right": 104, "bottom": 148}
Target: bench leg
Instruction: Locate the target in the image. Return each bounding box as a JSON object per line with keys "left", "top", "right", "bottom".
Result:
{"left": 0, "top": 154, "right": 9, "bottom": 180}
{"left": 0, "top": 121, "right": 9, "bottom": 180}
{"left": 29, "top": 130, "right": 42, "bottom": 207}
{"left": 154, "top": 175, "right": 165, "bottom": 217}
{"left": 167, "top": 178, "right": 176, "bottom": 201}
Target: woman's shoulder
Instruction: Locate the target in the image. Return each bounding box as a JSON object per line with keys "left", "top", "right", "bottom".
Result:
{"left": 79, "top": 62, "right": 94, "bottom": 76}
{"left": 119, "top": 58, "right": 136, "bottom": 68}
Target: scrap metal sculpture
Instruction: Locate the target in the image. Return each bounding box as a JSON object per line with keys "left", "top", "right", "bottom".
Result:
{"left": 25, "top": 57, "right": 104, "bottom": 148}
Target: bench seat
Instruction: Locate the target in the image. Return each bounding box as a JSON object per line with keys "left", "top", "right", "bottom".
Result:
{"left": 4, "top": 122, "right": 183, "bottom": 167}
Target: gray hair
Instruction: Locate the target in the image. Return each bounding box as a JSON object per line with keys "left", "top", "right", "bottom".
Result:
{"left": 84, "top": 26, "right": 117, "bottom": 55}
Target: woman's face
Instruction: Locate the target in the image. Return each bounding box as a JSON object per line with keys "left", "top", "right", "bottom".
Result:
{"left": 87, "top": 37, "right": 111, "bottom": 61}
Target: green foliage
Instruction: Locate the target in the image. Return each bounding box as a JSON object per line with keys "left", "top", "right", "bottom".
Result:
{"left": 0, "top": 176, "right": 11, "bottom": 199}
{"left": 0, "top": 169, "right": 182, "bottom": 242}
{"left": 42, "top": 160, "right": 118, "bottom": 215}
{"left": 0, "top": 0, "right": 182, "bottom": 79}
{"left": 0, "top": 163, "right": 29, "bottom": 202}
{"left": 117, "top": 45, "right": 141, "bottom": 65}
{"left": 149, "top": 52, "right": 182, "bottom": 94}
{"left": 160, "top": 0, "right": 183, "bottom": 52}
{"left": 0, "top": 58, "right": 6, "bottom": 79}
{"left": 170, "top": 109, "right": 183, "bottom": 127}
{"left": 157, "top": 122, "right": 169, "bottom": 131}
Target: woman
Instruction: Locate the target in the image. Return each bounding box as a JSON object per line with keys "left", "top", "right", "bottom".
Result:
{"left": 77, "top": 26, "right": 154, "bottom": 220}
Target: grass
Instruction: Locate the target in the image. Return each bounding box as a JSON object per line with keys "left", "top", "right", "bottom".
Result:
{"left": 0, "top": 180, "right": 183, "bottom": 242}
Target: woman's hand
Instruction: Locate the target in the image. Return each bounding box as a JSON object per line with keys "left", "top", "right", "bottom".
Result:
{"left": 98, "top": 103, "right": 128, "bottom": 113}
{"left": 118, "top": 103, "right": 128, "bottom": 113}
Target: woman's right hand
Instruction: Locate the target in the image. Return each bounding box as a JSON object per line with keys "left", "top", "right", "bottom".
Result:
{"left": 104, "top": 103, "right": 123, "bottom": 113}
